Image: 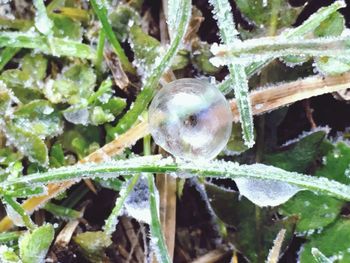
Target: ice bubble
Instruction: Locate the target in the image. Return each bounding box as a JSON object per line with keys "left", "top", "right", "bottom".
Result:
{"left": 234, "top": 178, "right": 301, "bottom": 207}
{"left": 148, "top": 78, "right": 232, "bottom": 160}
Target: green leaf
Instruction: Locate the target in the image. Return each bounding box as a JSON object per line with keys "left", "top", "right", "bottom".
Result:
{"left": 205, "top": 183, "right": 295, "bottom": 263}
{"left": 109, "top": 5, "right": 141, "bottom": 42}
{"left": 129, "top": 25, "right": 160, "bottom": 71}
{"left": 0, "top": 148, "right": 22, "bottom": 166}
{"left": 279, "top": 191, "right": 343, "bottom": 233}
{"left": 13, "top": 100, "right": 62, "bottom": 138}
{"left": 49, "top": 143, "right": 65, "bottom": 168}
{"left": 264, "top": 130, "right": 326, "bottom": 173}
{"left": 4, "top": 124, "right": 48, "bottom": 165}
{"left": 0, "top": 84, "right": 11, "bottom": 116}
{"left": 235, "top": 0, "right": 302, "bottom": 36}
{"left": 313, "top": 11, "right": 350, "bottom": 75}
{"left": 311, "top": 248, "right": 333, "bottom": 263}
{"left": 21, "top": 53, "right": 48, "bottom": 81}
{"left": 33, "top": 0, "right": 54, "bottom": 35}
{"left": 0, "top": 70, "right": 42, "bottom": 104}
{"left": 0, "top": 47, "right": 20, "bottom": 72}
{"left": 279, "top": 140, "right": 350, "bottom": 232}
{"left": 299, "top": 219, "right": 350, "bottom": 263}
{"left": 73, "top": 231, "right": 112, "bottom": 263}
{"left": 19, "top": 224, "right": 54, "bottom": 263}
{"left": 0, "top": 31, "right": 95, "bottom": 59}
{"left": 0, "top": 245, "right": 21, "bottom": 263}
{"left": 51, "top": 14, "right": 82, "bottom": 40}
{"left": 44, "top": 64, "right": 96, "bottom": 104}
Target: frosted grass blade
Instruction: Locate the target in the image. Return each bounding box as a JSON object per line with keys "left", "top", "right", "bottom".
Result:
{"left": 209, "top": 0, "right": 254, "bottom": 147}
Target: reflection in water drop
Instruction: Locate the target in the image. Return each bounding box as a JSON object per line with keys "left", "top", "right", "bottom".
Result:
{"left": 148, "top": 78, "right": 233, "bottom": 160}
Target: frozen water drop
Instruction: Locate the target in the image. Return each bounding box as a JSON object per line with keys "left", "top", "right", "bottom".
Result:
{"left": 234, "top": 178, "right": 300, "bottom": 207}
{"left": 148, "top": 78, "right": 232, "bottom": 160}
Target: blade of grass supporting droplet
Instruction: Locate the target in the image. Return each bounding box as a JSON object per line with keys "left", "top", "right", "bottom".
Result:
{"left": 90, "top": 0, "right": 135, "bottom": 74}
{"left": 3, "top": 156, "right": 350, "bottom": 202}
{"left": 103, "top": 174, "right": 141, "bottom": 236}
{"left": 110, "top": 0, "right": 191, "bottom": 136}
{"left": 0, "top": 47, "right": 20, "bottom": 71}
{"left": 208, "top": 0, "right": 254, "bottom": 147}
{"left": 147, "top": 174, "right": 171, "bottom": 263}
{"left": 0, "top": 32, "right": 95, "bottom": 59}
{"left": 217, "top": 1, "right": 346, "bottom": 93}
{"left": 33, "top": 0, "right": 54, "bottom": 35}
{"left": 2, "top": 195, "right": 36, "bottom": 231}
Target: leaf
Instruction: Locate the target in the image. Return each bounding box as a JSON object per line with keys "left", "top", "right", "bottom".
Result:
{"left": 129, "top": 25, "right": 160, "bottom": 72}
{"left": 313, "top": 11, "right": 349, "bottom": 75}
{"left": 279, "top": 140, "right": 350, "bottom": 232}
{"left": 109, "top": 4, "right": 141, "bottom": 42}
{"left": 49, "top": 143, "right": 65, "bottom": 168}
{"left": 264, "top": 130, "right": 326, "bottom": 173}
{"left": 13, "top": 100, "right": 63, "bottom": 138}
{"left": 0, "top": 245, "right": 21, "bottom": 263}
{"left": 235, "top": 0, "right": 302, "bottom": 36}
{"left": 44, "top": 63, "right": 96, "bottom": 104}
{"left": 19, "top": 224, "right": 54, "bottom": 263}
{"left": 21, "top": 53, "right": 47, "bottom": 81}
{"left": 205, "top": 183, "right": 296, "bottom": 263}
{"left": 33, "top": 0, "right": 54, "bottom": 35}
{"left": 73, "top": 231, "right": 112, "bottom": 263}
{"left": 299, "top": 219, "right": 350, "bottom": 263}
{"left": 51, "top": 14, "right": 82, "bottom": 40}
{"left": 279, "top": 191, "right": 343, "bottom": 233}
{"left": 4, "top": 124, "right": 48, "bottom": 165}
{"left": 0, "top": 84, "right": 11, "bottom": 116}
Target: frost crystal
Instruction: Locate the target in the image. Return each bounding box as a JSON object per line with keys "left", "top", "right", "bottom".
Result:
{"left": 63, "top": 107, "right": 89, "bottom": 125}
{"left": 234, "top": 178, "right": 300, "bottom": 207}
{"left": 124, "top": 176, "right": 152, "bottom": 224}
{"left": 148, "top": 78, "right": 233, "bottom": 160}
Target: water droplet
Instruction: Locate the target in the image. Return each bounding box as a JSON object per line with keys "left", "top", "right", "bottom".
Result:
{"left": 148, "top": 78, "right": 232, "bottom": 160}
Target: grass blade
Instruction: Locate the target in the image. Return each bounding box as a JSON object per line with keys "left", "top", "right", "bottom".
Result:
{"left": 3, "top": 156, "right": 350, "bottom": 202}
{"left": 90, "top": 0, "right": 135, "bottom": 74}
{"left": 2, "top": 196, "right": 36, "bottom": 230}
{"left": 0, "top": 32, "right": 95, "bottom": 59}
{"left": 103, "top": 174, "right": 141, "bottom": 236}
{"left": 147, "top": 174, "right": 171, "bottom": 263}
{"left": 33, "top": 0, "right": 54, "bottom": 35}
{"left": 209, "top": 0, "right": 254, "bottom": 147}
{"left": 0, "top": 47, "right": 20, "bottom": 71}
{"left": 213, "top": 36, "right": 350, "bottom": 66}
{"left": 217, "top": 1, "right": 346, "bottom": 93}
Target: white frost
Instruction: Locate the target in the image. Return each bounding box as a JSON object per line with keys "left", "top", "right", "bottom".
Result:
{"left": 234, "top": 178, "right": 300, "bottom": 207}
